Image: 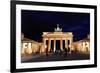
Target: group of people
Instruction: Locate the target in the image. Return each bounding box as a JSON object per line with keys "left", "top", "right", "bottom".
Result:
{"left": 45, "top": 47, "right": 71, "bottom": 56}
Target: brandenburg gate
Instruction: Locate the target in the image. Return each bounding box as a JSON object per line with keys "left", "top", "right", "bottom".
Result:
{"left": 42, "top": 24, "right": 73, "bottom": 52}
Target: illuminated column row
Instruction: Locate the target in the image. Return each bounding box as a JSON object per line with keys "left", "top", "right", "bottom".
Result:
{"left": 43, "top": 38, "right": 67, "bottom": 52}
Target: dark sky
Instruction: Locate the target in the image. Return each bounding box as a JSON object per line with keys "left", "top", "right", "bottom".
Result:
{"left": 21, "top": 10, "right": 90, "bottom": 42}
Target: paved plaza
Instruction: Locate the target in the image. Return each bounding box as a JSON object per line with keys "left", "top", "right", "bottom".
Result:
{"left": 21, "top": 52, "right": 90, "bottom": 63}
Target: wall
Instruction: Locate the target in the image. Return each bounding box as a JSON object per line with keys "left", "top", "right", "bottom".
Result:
{"left": 0, "top": 0, "right": 99, "bottom": 73}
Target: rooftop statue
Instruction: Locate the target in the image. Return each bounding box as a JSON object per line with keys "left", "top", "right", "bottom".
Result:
{"left": 54, "top": 24, "right": 62, "bottom": 32}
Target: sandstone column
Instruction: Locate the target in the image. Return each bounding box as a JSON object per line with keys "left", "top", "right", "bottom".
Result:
{"left": 48, "top": 39, "right": 51, "bottom": 52}
{"left": 43, "top": 38, "right": 46, "bottom": 45}
{"left": 54, "top": 39, "right": 56, "bottom": 52}
{"left": 60, "top": 38, "right": 63, "bottom": 51}
{"left": 70, "top": 38, "right": 73, "bottom": 51}
{"left": 65, "top": 39, "right": 68, "bottom": 49}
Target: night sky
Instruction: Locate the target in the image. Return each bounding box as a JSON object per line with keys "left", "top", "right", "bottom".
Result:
{"left": 21, "top": 10, "right": 90, "bottom": 42}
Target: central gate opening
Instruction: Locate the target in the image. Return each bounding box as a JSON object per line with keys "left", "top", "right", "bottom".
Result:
{"left": 51, "top": 40, "right": 54, "bottom": 52}
{"left": 63, "top": 40, "right": 65, "bottom": 50}
{"left": 56, "top": 40, "right": 60, "bottom": 51}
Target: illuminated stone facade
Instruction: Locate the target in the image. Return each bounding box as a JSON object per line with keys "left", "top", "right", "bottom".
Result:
{"left": 73, "top": 35, "right": 90, "bottom": 54}
{"left": 21, "top": 25, "right": 90, "bottom": 55}
{"left": 21, "top": 38, "right": 40, "bottom": 55}
{"left": 42, "top": 24, "right": 73, "bottom": 53}
{"left": 21, "top": 34, "right": 47, "bottom": 55}
{"left": 42, "top": 33, "right": 73, "bottom": 52}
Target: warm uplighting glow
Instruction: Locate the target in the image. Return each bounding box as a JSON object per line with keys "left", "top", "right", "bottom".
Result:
{"left": 21, "top": 25, "right": 90, "bottom": 55}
